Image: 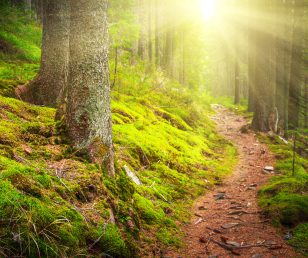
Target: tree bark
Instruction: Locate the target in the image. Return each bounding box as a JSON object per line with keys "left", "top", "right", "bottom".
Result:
{"left": 288, "top": 0, "right": 304, "bottom": 129}
{"left": 17, "top": 0, "right": 70, "bottom": 107}
{"left": 66, "top": 0, "right": 115, "bottom": 176}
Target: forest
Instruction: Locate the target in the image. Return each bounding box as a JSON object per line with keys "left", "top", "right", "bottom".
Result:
{"left": 0, "top": 0, "right": 307, "bottom": 257}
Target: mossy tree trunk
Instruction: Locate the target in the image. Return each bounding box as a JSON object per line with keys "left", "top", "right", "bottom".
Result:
{"left": 65, "top": 0, "right": 115, "bottom": 176}
{"left": 19, "top": 0, "right": 70, "bottom": 107}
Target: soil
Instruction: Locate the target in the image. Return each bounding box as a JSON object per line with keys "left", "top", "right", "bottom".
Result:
{"left": 165, "top": 105, "right": 302, "bottom": 258}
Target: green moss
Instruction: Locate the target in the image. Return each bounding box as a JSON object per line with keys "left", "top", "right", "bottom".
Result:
{"left": 156, "top": 228, "right": 181, "bottom": 247}
{"left": 0, "top": 4, "right": 239, "bottom": 255}
{"left": 134, "top": 193, "right": 165, "bottom": 224}
{"left": 289, "top": 223, "right": 308, "bottom": 255}
{"left": 97, "top": 224, "right": 130, "bottom": 257}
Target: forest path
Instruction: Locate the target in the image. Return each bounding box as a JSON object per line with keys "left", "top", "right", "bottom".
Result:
{"left": 165, "top": 105, "right": 301, "bottom": 258}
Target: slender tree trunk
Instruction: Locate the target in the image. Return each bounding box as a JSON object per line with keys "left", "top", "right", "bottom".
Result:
{"left": 154, "top": 0, "right": 160, "bottom": 66}
{"left": 17, "top": 0, "right": 70, "bottom": 107}
{"left": 234, "top": 59, "right": 240, "bottom": 104}
{"left": 148, "top": 0, "right": 153, "bottom": 63}
{"left": 288, "top": 0, "right": 304, "bottom": 129}
{"left": 66, "top": 0, "right": 114, "bottom": 176}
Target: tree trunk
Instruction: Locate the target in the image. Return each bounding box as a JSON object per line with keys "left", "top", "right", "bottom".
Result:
{"left": 17, "top": 0, "right": 70, "bottom": 107}
{"left": 154, "top": 0, "right": 160, "bottom": 66}
{"left": 66, "top": 0, "right": 115, "bottom": 176}
{"left": 252, "top": 1, "right": 276, "bottom": 131}
{"left": 234, "top": 58, "right": 240, "bottom": 104}
{"left": 288, "top": 0, "right": 304, "bottom": 129}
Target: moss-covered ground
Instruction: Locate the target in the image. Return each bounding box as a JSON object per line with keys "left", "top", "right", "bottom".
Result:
{"left": 0, "top": 4, "right": 237, "bottom": 257}
{"left": 258, "top": 133, "right": 308, "bottom": 256}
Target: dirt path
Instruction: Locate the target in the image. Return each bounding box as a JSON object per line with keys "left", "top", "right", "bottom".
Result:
{"left": 165, "top": 105, "right": 300, "bottom": 258}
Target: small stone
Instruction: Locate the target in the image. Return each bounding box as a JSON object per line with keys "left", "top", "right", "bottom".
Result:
{"left": 264, "top": 166, "right": 274, "bottom": 172}
{"left": 198, "top": 206, "right": 208, "bottom": 210}
{"left": 214, "top": 193, "right": 225, "bottom": 200}
{"left": 284, "top": 231, "right": 293, "bottom": 240}
{"left": 250, "top": 183, "right": 258, "bottom": 187}
{"left": 251, "top": 254, "right": 263, "bottom": 258}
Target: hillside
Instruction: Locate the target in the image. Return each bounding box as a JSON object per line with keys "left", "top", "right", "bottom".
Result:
{"left": 0, "top": 5, "right": 237, "bottom": 257}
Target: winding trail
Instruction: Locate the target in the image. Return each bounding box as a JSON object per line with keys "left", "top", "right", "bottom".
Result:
{"left": 166, "top": 105, "right": 301, "bottom": 258}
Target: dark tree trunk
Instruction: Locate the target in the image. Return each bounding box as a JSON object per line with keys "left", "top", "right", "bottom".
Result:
{"left": 252, "top": 1, "right": 276, "bottom": 131}
{"left": 65, "top": 0, "right": 115, "bottom": 176}
{"left": 17, "top": 0, "right": 70, "bottom": 107}
{"left": 288, "top": 0, "right": 304, "bottom": 129}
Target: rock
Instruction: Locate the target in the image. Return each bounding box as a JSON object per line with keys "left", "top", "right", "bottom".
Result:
{"left": 247, "top": 186, "right": 256, "bottom": 191}
{"left": 214, "top": 193, "right": 225, "bottom": 200}
{"left": 221, "top": 223, "right": 240, "bottom": 229}
{"left": 284, "top": 231, "right": 293, "bottom": 240}
{"left": 250, "top": 183, "right": 258, "bottom": 187}
{"left": 198, "top": 206, "right": 208, "bottom": 210}
{"left": 264, "top": 166, "right": 274, "bottom": 172}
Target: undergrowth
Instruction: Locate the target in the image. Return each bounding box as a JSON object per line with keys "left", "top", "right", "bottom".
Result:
{"left": 258, "top": 133, "right": 308, "bottom": 256}
{"left": 0, "top": 4, "right": 237, "bottom": 257}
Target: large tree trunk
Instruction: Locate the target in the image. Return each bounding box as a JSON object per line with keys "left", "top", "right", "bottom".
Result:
{"left": 252, "top": 1, "right": 276, "bottom": 131}
{"left": 66, "top": 0, "right": 115, "bottom": 176}
{"left": 17, "top": 0, "right": 70, "bottom": 107}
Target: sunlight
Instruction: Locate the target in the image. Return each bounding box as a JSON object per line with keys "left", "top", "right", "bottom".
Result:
{"left": 199, "top": 0, "right": 219, "bottom": 22}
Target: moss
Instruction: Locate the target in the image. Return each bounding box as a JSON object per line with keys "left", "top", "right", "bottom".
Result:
{"left": 96, "top": 224, "right": 130, "bottom": 257}
{"left": 0, "top": 4, "right": 239, "bottom": 255}
{"left": 156, "top": 228, "right": 181, "bottom": 247}
{"left": 134, "top": 193, "right": 165, "bottom": 224}
{"left": 288, "top": 223, "right": 308, "bottom": 256}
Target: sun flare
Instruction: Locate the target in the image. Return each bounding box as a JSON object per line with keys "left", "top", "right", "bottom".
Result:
{"left": 199, "top": 0, "right": 218, "bottom": 22}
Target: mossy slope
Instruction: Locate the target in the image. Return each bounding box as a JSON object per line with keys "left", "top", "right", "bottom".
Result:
{"left": 258, "top": 133, "right": 308, "bottom": 256}
{"left": 0, "top": 4, "right": 237, "bottom": 257}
